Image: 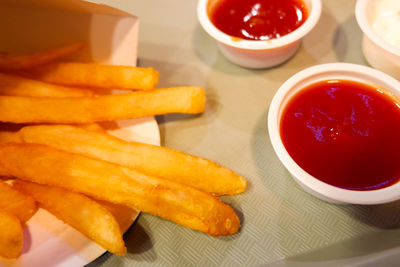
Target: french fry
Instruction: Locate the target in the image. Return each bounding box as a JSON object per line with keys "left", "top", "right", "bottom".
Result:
{"left": 0, "top": 72, "right": 94, "bottom": 97}
{"left": 0, "top": 126, "right": 246, "bottom": 195}
{"left": 0, "top": 86, "right": 205, "bottom": 124}
{"left": 75, "top": 123, "right": 105, "bottom": 132}
{"left": 0, "top": 168, "right": 10, "bottom": 178}
{"left": 0, "top": 42, "right": 84, "bottom": 70}
{"left": 0, "top": 131, "right": 16, "bottom": 177}
{"left": 0, "top": 131, "right": 21, "bottom": 143}
{"left": 0, "top": 210, "right": 23, "bottom": 259}
{"left": 0, "top": 180, "right": 37, "bottom": 222}
{"left": 0, "top": 143, "right": 240, "bottom": 236}
{"left": 18, "top": 125, "right": 246, "bottom": 195}
{"left": 22, "top": 62, "right": 159, "bottom": 90}
{"left": 13, "top": 180, "right": 126, "bottom": 256}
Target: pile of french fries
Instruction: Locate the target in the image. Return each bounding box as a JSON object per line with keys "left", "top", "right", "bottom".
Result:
{"left": 0, "top": 43, "right": 246, "bottom": 258}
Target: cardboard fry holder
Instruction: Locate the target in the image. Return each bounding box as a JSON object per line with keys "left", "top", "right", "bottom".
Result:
{"left": 0, "top": 0, "right": 139, "bottom": 65}
{"left": 0, "top": 1, "right": 159, "bottom": 266}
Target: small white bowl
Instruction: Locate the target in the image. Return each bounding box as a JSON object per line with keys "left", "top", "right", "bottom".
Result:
{"left": 197, "top": 0, "right": 322, "bottom": 69}
{"left": 355, "top": 0, "right": 400, "bottom": 80}
{"left": 268, "top": 63, "right": 400, "bottom": 205}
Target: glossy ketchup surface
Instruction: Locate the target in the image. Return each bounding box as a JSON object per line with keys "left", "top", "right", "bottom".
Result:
{"left": 280, "top": 80, "right": 400, "bottom": 190}
{"left": 209, "top": 0, "right": 308, "bottom": 41}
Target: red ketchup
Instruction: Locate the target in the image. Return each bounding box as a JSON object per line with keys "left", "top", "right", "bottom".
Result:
{"left": 209, "top": 0, "right": 308, "bottom": 41}
{"left": 280, "top": 80, "right": 400, "bottom": 190}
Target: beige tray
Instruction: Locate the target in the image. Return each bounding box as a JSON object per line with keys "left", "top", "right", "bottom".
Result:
{"left": 87, "top": 0, "right": 400, "bottom": 266}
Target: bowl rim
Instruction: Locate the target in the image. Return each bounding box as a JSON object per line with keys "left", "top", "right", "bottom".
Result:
{"left": 267, "top": 63, "right": 400, "bottom": 205}
{"left": 355, "top": 0, "right": 400, "bottom": 57}
{"left": 197, "top": 0, "right": 322, "bottom": 50}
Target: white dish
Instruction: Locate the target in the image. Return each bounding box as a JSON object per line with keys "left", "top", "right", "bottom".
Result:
{"left": 197, "top": 0, "right": 321, "bottom": 68}
{"left": 0, "top": 117, "right": 160, "bottom": 267}
{"left": 355, "top": 0, "right": 400, "bottom": 80}
{"left": 268, "top": 63, "right": 400, "bottom": 205}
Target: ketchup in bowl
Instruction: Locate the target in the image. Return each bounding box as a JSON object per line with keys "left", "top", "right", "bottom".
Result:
{"left": 209, "top": 0, "right": 308, "bottom": 41}
{"left": 280, "top": 79, "right": 400, "bottom": 190}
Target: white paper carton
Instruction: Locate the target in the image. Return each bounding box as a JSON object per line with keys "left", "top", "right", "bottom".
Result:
{"left": 0, "top": 1, "right": 159, "bottom": 266}
{"left": 0, "top": 0, "right": 139, "bottom": 66}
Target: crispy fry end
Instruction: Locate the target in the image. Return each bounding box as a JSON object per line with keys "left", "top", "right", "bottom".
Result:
{"left": 0, "top": 210, "right": 23, "bottom": 259}
{"left": 13, "top": 180, "right": 126, "bottom": 256}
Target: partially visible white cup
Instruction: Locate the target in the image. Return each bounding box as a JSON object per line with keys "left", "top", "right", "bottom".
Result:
{"left": 197, "top": 0, "right": 322, "bottom": 69}
{"left": 355, "top": 0, "right": 400, "bottom": 80}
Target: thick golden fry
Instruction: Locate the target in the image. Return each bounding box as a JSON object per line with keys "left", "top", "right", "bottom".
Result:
{"left": 0, "top": 132, "right": 15, "bottom": 176}
{"left": 0, "top": 210, "right": 23, "bottom": 259}
{"left": 13, "top": 180, "right": 126, "bottom": 256}
{"left": 0, "top": 72, "right": 94, "bottom": 97}
{"left": 0, "top": 86, "right": 205, "bottom": 124}
{"left": 0, "top": 180, "right": 37, "bottom": 222}
{"left": 0, "top": 143, "right": 240, "bottom": 236}
{"left": 0, "top": 168, "right": 10, "bottom": 178}
{"left": 75, "top": 123, "right": 105, "bottom": 132}
{"left": 19, "top": 125, "right": 246, "bottom": 195}
{"left": 0, "top": 131, "right": 21, "bottom": 143}
{"left": 23, "top": 62, "right": 159, "bottom": 90}
{"left": 0, "top": 42, "right": 84, "bottom": 70}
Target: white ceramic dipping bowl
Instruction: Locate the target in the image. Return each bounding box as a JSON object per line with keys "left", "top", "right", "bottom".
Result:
{"left": 356, "top": 0, "right": 400, "bottom": 80}
{"left": 197, "top": 0, "right": 322, "bottom": 69}
{"left": 268, "top": 63, "right": 400, "bottom": 205}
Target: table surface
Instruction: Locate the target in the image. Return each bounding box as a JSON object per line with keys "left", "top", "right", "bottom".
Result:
{"left": 88, "top": 0, "right": 400, "bottom": 266}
